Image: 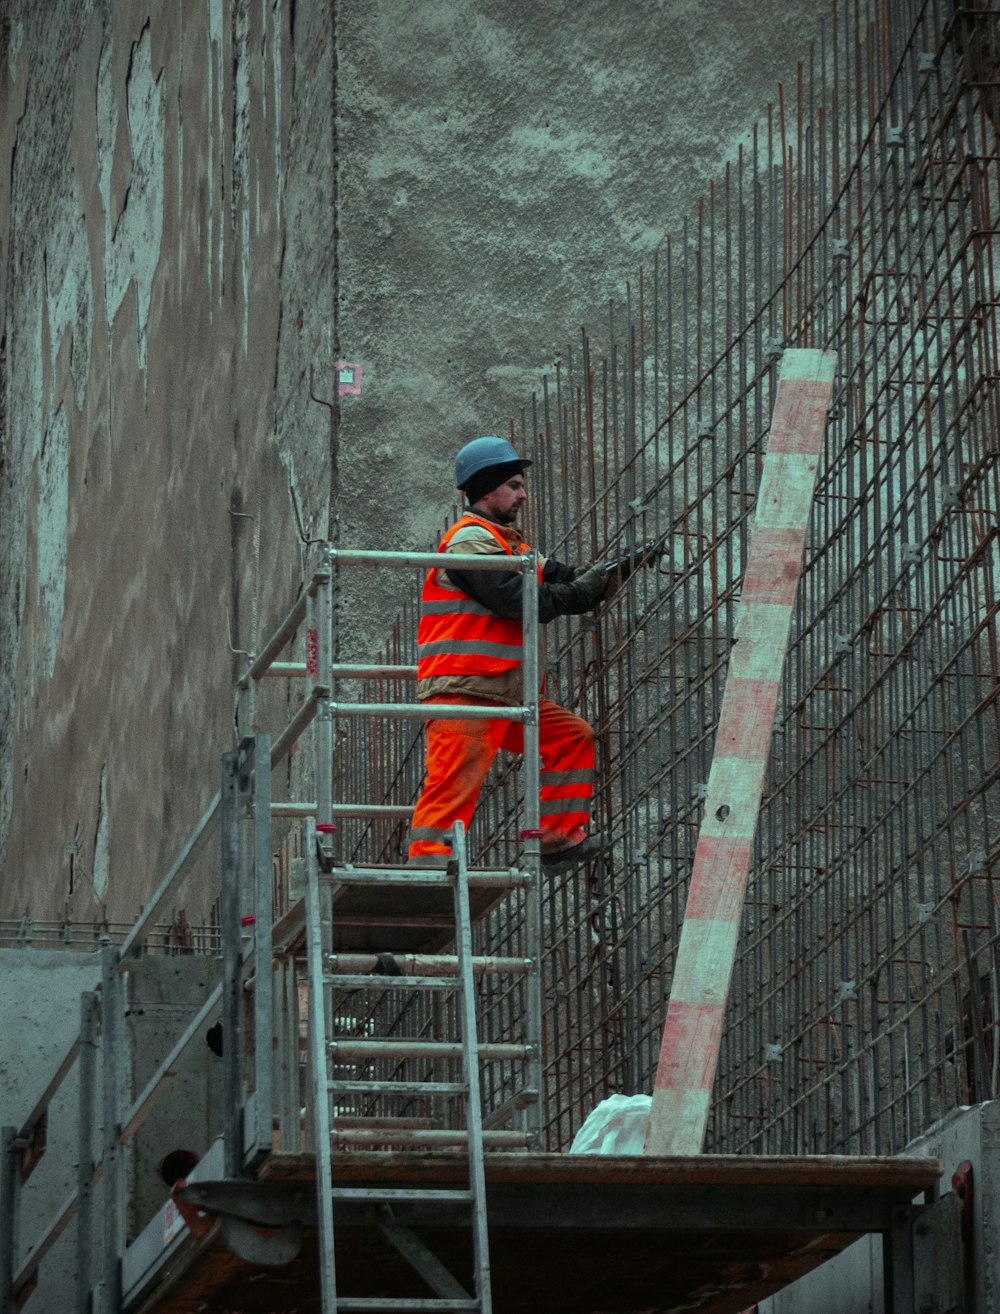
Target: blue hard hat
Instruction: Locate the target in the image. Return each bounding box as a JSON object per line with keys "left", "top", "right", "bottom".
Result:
{"left": 455, "top": 436, "right": 532, "bottom": 490}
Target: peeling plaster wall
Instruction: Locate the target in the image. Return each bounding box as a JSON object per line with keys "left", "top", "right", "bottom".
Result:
{"left": 1, "top": 0, "right": 830, "bottom": 921}
{"left": 1, "top": 1, "right": 319, "bottom": 920}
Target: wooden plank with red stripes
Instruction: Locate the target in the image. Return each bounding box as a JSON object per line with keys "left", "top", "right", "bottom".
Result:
{"left": 643, "top": 348, "right": 837, "bottom": 1156}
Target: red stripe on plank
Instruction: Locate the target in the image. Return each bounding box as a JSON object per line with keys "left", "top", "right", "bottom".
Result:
{"left": 651, "top": 1001, "right": 726, "bottom": 1094}
{"left": 741, "top": 528, "right": 807, "bottom": 605}
{"left": 685, "top": 837, "right": 755, "bottom": 920}
{"left": 766, "top": 379, "right": 832, "bottom": 455}
{"left": 716, "top": 678, "right": 781, "bottom": 761}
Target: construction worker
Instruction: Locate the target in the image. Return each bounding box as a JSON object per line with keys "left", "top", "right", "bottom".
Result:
{"left": 407, "top": 435, "right": 612, "bottom": 873}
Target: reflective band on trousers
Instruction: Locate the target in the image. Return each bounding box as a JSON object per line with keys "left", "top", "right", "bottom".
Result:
{"left": 540, "top": 797, "right": 592, "bottom": 818}
{"left": 408, "top": 825, "right": 453, "bottom": 843}
{"left": 541, "top": 768, "right": 593, "bottom": 787}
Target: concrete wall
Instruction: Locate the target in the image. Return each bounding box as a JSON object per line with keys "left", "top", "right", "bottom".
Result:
{"left": 759, "top": 1102, "right": 1000, "bottom": 1314}
{"left": 1, "top": 0, "right": 831, "bottom": 922}
{"left": 0, "top": 950, "right": 100, "bottom": 1312}
{"left": 0, "top": 947, "right": 223, "bottom": 1311}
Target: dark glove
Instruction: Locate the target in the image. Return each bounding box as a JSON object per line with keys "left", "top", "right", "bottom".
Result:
{"left": 602, "top": 538, "right": 665, "bottom": 583}
{"left": 572, "top": 561, "right": 611, "bottom": 608}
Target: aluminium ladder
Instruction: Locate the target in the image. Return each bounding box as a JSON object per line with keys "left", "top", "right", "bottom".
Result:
{"left": 300, "top": 543, "right": 546, "bottom": 1313}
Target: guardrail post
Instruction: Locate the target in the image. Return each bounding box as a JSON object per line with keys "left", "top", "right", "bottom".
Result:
{"left": 0, "top": 1125, "right": 17, "bottom": 1314}
{"left": 76, "top": 992, "right": 99, "bottom": 1314}
{"left": 521, "top": 549, "right": 544, "bottom": 1147}
{"left": 250, "top": 732, "right": 274, "bottom": 1165}
{"left": 100, "top": 945, "right": 124, "bottom": 1313}
{"left": 221, "top": 750, "right": 243, "bottom": 1179}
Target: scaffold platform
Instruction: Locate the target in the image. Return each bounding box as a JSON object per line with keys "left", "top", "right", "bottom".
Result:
{"left": 129, "top": 1150, "right": 941, "bottom": 1314}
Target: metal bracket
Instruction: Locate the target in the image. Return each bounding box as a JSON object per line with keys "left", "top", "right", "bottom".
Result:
{"left": 911, "top": 1188, "right": 966, "bottom": 1313}
{"left": 380, "top": 1223, "right": 474, "bottom": 1302}
{"left": 315, "top": 823, "right": 338, "bottom": 872}
{"left": 952, "top": 1159, "right": 974, "bottom": 1244}
{"left": 178, "top": 1179, "right": 318, "bottom": 1228}
{"left": 176, "top": 1179, "right": 314, "bottom": 1263}
{"left": 221, "top": 1214, "right": 304, "bottom": 1267}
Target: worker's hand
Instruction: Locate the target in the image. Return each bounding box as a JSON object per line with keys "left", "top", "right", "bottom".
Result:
{"left": 573, "top": 561, "right": 611, "bottom": 608}
{"left": 603, "top": 538, "right": 665, "bottom": 584}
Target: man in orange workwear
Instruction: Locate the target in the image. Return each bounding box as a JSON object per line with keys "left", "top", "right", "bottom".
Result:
{"left": 407, "top": 435, "right": 611, "bottom": 873}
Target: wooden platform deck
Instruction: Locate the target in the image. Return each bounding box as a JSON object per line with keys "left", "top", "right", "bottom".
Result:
{"left": 131, "top": 1150, "right": 942, "bottom": 1314}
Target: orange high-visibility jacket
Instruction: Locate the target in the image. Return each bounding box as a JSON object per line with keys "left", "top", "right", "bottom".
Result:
{"left": 416, "top": 514, "right": 541, "bottom": 684}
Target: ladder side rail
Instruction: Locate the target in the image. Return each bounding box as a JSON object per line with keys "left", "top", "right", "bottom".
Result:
{"left": 519, "top": 549, "right": 544, "bottom": 1146}
{"left": 452, "top": 822, "right": 493, "bottom": 1314}
{"left": 304, "top": 818, "right": 338, "bottom": 1311}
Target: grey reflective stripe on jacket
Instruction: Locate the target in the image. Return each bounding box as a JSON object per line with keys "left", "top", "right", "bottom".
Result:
{"left": 541, "top": 768, "right": 593, "bottom": 788}
{"left": 418, "top": 638, "right": 524, "bottom": 660}
{"left": 420, "top": 598, "right": 495, "bottom": 617}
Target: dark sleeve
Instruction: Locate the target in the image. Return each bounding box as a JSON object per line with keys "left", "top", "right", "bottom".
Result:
{"left": 445, "top": 554, "right": 590, "bottom": 623}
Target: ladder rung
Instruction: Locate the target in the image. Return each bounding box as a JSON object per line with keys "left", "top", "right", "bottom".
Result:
{"left": 328, "top": 953, "right": 531, "bottom": 978}
{"left": 331, "top": 1128, "right": 531, "bottom": 1148}
{"left": 335, "top": 1301, "right": 479, "bottom": 1312}
{"left": 332, "top": 1116, "right": 436, "bottom": 1131}
{"left": 325, "top": 973, "right": 464, "bottom": 991}
{"left": 332, "top": 1187, "right": 473, "bottom": 1203}
{"left": 330, "top": 1080, "right": 469, "bottom": 1096}
{"left": 330, "top": 1040, "right": 530, "bottom": 1062}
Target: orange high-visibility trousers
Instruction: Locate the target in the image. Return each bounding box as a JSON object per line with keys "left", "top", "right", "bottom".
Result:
{"left": 408, "top": 695, "right": 595, "bottom": 861}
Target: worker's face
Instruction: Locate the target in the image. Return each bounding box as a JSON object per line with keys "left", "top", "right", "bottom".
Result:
{"left": 476, "top": 473, "right": 527, "bottom": 525}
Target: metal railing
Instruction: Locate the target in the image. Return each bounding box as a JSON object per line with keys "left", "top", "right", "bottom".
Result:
{"left": 0, "top": 539, "right": 548, "bottom": 1312}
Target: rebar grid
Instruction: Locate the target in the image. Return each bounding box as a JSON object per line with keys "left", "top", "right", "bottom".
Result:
{"left": 331, "top": 0, "right": 1000, "bottom": 1154}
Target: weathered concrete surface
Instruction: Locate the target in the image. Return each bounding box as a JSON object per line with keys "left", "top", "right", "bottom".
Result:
{"left": 759, "top": 1102, "right": 1000, "bottom": 1314}
{"left": 1, "top": 2, "right": 326, "bottom": 920}
{"left": 0, "top": 948, "right": 224, "bottom": 1309}
{"left": 0, "top": 950, "right": 102, "bottom": 1311}
{"left": 1, "top": 0, "right": 831, "bottom": 920}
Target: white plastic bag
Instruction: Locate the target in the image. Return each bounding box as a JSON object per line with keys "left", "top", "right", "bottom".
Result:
{"left": 568, "top": 1093, "right": 651, "bottom": 1154}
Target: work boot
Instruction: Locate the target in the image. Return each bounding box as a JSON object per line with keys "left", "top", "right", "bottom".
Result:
{"left": 540, "top": 833, "right": 604, "bottom": 873}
